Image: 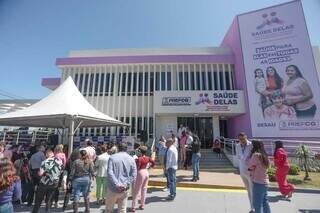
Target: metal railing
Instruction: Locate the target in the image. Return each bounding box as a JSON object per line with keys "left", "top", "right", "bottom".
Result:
{"left": 0, "top": 129, "right": 52, "bottom": 145}
{"left": 221, "top": 138, "right": 320, "bottom": 157}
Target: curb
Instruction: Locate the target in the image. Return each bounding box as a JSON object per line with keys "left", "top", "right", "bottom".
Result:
{"left": 148, "top": 180, "right": 246, "bottom": 190}
{"left": 268, "top": 186, "right": 320, "bottom": 194}
{"left": 149, "top": 180, "right": 320, "bottom": 193}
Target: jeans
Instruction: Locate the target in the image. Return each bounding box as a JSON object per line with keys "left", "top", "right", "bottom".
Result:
{"left": 192, "top": 153, "right": 201, "bottom": 178}
{"left": 252, "top": 182, "right": 271, "bottom": 213}
{"left": 0, "top": 202, "right": 13, "bottom": 213}
{"left": 167, "top": 168, "right": 176, "bottom": 197}
{"left": 32, "top": 183, "right": 58, "bottom": 213}
{"left": 72, "top": 176, "right": 91, "bottom": 202}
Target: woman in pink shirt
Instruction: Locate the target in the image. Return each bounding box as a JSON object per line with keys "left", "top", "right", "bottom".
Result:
{"left": 248, "top": 140, "right": 271, "bottom": 213}
{"left": 274, "top": 141, "right": 294, "bottom": 198}
{"left": 179, "top": 131, "right": 187, "bottom": 167}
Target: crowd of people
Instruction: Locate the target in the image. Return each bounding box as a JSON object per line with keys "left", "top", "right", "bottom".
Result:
{"left": 0, "top": 128, "right": 296, "bottom": 213}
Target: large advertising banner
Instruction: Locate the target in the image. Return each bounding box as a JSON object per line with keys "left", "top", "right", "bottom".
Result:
{"left": 238, "top": 1, "right": 320, "bottom": 137}
{"left": 154, "top": 90, "right": 246, "bottom": 114}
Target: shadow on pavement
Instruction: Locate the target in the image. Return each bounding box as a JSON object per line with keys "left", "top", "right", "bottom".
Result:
{"left": 299, "top": 210, "right": 320, "bottom": 213}
{"left": 267, "top": 195, "right": 291, "bottom": 203}
{"left": 145, "top": 195, "right": 171, "bottom": 204}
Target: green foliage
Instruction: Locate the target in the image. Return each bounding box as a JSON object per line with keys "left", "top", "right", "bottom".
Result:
{"left": 267, "top": 166, "right": 276, "bottom": 182}
{"left": 295, "top": 145, "right": 314, "bottom": 180}
{"left": 289, "top": 164, "right": 300, "bottom": 175}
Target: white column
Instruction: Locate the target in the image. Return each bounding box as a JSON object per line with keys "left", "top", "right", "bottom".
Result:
{"left": 212, "top": 115, "right": 220, "bottom": 140}
{"left": 147, "top": 64, "right": 150, "bottom": 139}
{"left": 129, "top": 65, "right": 134, "bottom": 136}
{"left": 211, "top": 64, "right": 215, "bottom": 90}
{"left": 142, "top": 65, "right": 145, "bottom": 130}
{"left": 135, "top": 66, "right": 140, "bottom": 137}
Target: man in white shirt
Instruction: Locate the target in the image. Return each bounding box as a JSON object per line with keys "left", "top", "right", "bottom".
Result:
{"left": 235, "top": 132, "right": 254, "bottom": 213}
{"left": 165, "top": 138, "right": 178, "bottom": 201}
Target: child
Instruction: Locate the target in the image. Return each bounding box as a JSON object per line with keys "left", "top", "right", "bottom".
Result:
{"left": 212, "top": 139, "right": 222, "bottom": 158}
{"left": 264, "top": 90, "right": 296, "bottom": 120}
{"left": 254, "top": 68, "right": 270, "bottom": 114}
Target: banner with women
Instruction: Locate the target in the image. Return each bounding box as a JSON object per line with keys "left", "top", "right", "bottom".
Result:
{"left": 238, "top": 0, "right": 320, "bottom": 137}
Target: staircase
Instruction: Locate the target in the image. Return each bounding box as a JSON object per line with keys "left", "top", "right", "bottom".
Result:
{"left": 199, "top": 149, "right": 236, "bottom": 172}
{"left": 154, "top": 149, "right": 236, "bottom": 172}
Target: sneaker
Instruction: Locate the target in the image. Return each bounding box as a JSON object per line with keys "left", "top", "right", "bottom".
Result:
{"left": 166, "top": 195, "right": 175, "bottom": 201}
{"left": 128, "top": 208, "right": 136, "bottom": 212}
{"left": 139, "top": 205, "right": 144, "bottom": 210}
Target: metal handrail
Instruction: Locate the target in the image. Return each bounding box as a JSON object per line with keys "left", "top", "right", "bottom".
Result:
{"left": 220, "top": 138, "right": 320, "bottom": 156}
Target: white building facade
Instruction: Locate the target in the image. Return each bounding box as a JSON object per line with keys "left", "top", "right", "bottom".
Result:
{"left": 56, "top": 48, "right": 246, "bottom": 148}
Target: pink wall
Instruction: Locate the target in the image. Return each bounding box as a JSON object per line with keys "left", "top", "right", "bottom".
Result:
{"left": 220, "top": 17, "right": 253, "bottom": 138}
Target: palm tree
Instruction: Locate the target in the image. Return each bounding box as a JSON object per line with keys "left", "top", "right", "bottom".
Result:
{"left": 295, "top": 144, "right": 313, "bottom": 180}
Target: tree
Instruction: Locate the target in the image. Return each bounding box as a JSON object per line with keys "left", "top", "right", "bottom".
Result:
{"left": 295, "top": 144, "right": 313, "bottom": 181}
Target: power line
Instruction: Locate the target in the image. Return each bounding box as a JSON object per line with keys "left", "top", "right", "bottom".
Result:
{"left": 0, "top": 89, "right": 26, "bottom": 99}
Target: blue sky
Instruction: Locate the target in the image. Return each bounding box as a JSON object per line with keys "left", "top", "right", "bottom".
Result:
{"left": 0, "top": 0, "right": 319, "bottom": 99}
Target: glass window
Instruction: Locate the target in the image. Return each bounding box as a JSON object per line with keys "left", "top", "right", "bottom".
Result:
{"left": 231, "top": 64, "right": 235, "bottom": 89}
{"left": 138, "top": 72, "right": 143, "bottom": 96}
{"left": 178, "top": 65, "right": 183, "bottom": 90}
{"left": 190, "top": 65, "right": 195, "bottom": 90}
{"left": 94, "top": 73, "right": 100, "bottom": 96}
{"left": 161, "top": 71, "right": 166, "bottom": 91}
{"left": 201, "top": 64, "right": 206, "bottom": 90}
{"left": 110, "top": 73, "right": 115, "bottom": 96}
{"left": 137, "top": 117, "right": 142, "bottom": 133}
{"left": 121, "top": 72, "right": 126, "bottom": 96}
{"left": 127, "top": 72, "right": 132, "bottom": 96}
{"left": 99, "top": 73, "right": 104, "bottom": 96}
{"left": 89, "top": 74, "right": 94, "bottom": 96}
{"left": 219, "top": 64, "right": 224, "bottom": 90}
{"left": 207, "top": 65, "right": 212, "bottom": 90}
{"left": 155, "top": 72, "right": 160, "bottom": 91}
{"left": 74, "top": 73, "right": 79, "bottom": 85}
{"left": 105, "top": 73, "right": 110, "bottom": 96}
{"left": 184, "top": 71, "right": 189, "bottom": 90}
{"left": 131, "top": 117, "right": 136, "bottom": 134}
{"left": 150, "top": 72, "right": 154, "bottom": 95}
{"left": 196, "top": 71, "right": 201, "bottom": 90}
{"left": 213, "top": 64, "right": 218, "bottom": 90}
{"left": 167, "top": 71, "right": 171, "bottom": 91}
{"left": 78, "top": 73, "right": 83, "bottom": 91}
{"left": 144, "top": 72, "right": 149, "bottom": 95}
{"left": 133, "top": 72, "right": 137, "bottom": 96}
{"left": 83, "top": 73, "right": 89, "bottom": 95}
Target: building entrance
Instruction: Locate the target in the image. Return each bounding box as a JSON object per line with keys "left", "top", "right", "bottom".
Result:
{"left": 177, "top": 117, "right": 213, "bottom": 149}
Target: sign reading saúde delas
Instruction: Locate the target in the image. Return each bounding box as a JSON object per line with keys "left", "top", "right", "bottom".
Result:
{"left": 238, "top": 0, "right": 320, "bottom": 137}
{"left": 154, "top": 90, "right": 245, "bottom": 114}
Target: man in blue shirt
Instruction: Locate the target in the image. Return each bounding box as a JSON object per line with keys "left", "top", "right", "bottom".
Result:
{"left": 106, "top": 142, "right": 137, "bottom": 213}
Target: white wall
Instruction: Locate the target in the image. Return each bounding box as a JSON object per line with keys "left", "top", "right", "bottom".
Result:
{"left": 313, "top": 46, "right": 320, "bottom": 80}
{"left": 155, "top": 116, "right": 177, "bottom": 139}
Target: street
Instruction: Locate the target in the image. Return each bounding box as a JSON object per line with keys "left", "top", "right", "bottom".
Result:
{"left": 13, "top": 187, "right": 320, "bottom": 213}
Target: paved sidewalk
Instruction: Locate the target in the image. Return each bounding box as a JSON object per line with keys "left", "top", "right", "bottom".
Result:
{"left": 148, "top": 168, "right": 245, "bottom": 190}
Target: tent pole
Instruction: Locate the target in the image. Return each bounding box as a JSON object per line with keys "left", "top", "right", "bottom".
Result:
{"left": 68, "top": 119, "right": 75, "bottom": 157}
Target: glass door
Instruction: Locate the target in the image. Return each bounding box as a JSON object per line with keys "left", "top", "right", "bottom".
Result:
{"left": 177, "top": 117, "right": 213, "bottom": 149}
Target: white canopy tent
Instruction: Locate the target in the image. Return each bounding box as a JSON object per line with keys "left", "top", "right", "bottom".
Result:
{"left": 0, "top": 77, "right": 129, "bottom": 155}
